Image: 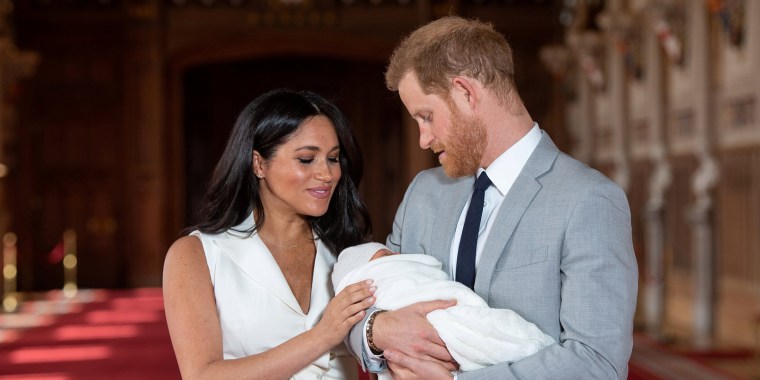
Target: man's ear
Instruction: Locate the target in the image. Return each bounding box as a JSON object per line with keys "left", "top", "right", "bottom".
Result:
{"left": 451, "top": 76, "right": 478, "bottom": 113}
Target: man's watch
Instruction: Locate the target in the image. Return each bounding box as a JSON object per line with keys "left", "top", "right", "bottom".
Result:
{"left": 366, "top": 310, "right": 387, "bottom": 355}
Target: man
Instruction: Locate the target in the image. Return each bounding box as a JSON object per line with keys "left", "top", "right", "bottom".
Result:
{"left": 346, "top": 16, "right": 638, "bottom": 380}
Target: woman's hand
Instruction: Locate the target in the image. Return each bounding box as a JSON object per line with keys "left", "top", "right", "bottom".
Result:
{"left": 315, "top": 280, "right": 376, "bottom": 347}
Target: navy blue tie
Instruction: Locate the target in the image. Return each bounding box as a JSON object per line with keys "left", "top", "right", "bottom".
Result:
{"left": 456, "top": 172, "right": 492, "bottom": 289}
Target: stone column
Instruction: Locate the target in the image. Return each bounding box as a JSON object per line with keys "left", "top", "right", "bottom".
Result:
{"left": 644, "top": 147, "right": 671, "bottom": 337}
{"left": 687, "top": 1, "right": 719, "bottom": 349}
{"left": 642, "top": 4, "right": 672, "bottom": 339}
{"left": 539, "top": 43, "right": 573, "bottom": 153}
{"left": 597, "top": 1, "right": 631, "bottom": 192}
{"left": 574, "top": 64, "right": 595, "bottom": 165}
{"left": 566, "top": 31, "right": 603, "bottom": 165}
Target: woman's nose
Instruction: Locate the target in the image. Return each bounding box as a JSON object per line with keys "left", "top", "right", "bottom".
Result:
{"left": 315, "top": 161, "right": 334, "bottom": 182}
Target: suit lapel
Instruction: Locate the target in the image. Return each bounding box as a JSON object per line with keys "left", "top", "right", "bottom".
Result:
{"left": 431, "top": 176, "right": 472, "bottom": 274}
{"left": 473, "top": 133, "right": 559, "bottom": 299}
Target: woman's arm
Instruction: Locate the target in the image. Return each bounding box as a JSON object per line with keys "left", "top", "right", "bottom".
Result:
{"left": 163, "top": 236, "right": 374, "bottom": 380}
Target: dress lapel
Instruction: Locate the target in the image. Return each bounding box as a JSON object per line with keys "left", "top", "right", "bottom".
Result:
{"left": 306, "top": 240, "right": 334, "bottom": 326}
{"left": 473, "top": 133, "right": 559, "bottom": 299}
{"left": 216, "top": 235, "right": 306, "bottom": 316}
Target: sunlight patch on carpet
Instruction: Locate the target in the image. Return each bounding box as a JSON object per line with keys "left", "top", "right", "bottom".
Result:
{"left": 9, "top": 345, "right": 112, "bottom": 364}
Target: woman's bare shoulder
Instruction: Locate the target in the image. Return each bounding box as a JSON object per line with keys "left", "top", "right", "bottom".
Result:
{"left": 164, "top": 235, "right": 207, "bottom": 277}
{"left": 169, "top": 235, "right": 203, "bottom": 254}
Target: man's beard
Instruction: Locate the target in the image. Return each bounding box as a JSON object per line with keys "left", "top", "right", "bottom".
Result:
{"left": 433, "top": 107, "right": 487, "bottom": 178}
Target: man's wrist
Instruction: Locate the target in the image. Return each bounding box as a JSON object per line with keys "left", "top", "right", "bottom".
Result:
{"left": 366, "top": 309, "right": 387, "bottom": 355}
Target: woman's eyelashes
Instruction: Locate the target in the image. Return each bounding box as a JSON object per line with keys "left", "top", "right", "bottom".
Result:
{"left": 296, "top": 155, "right": 340, "bottom": 165}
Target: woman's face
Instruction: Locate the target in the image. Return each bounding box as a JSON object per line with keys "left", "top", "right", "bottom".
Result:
{"left": 255, "top": 115, "right": 342, "bottom": 219}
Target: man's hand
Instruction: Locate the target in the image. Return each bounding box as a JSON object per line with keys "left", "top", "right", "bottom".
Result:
{"left": 373, "top": 299, "right": 458, "bottom": 371}
{"left": 385, "top": 349, "right": 454, "bottom": 380}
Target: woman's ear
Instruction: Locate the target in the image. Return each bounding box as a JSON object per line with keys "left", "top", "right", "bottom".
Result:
{"left": 252, "top": 151, "right": 265, "bottom": 179}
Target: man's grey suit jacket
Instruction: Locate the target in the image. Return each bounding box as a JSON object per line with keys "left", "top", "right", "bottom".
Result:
{"left": 348, "top": 133, "right": 638, "bottom": 379}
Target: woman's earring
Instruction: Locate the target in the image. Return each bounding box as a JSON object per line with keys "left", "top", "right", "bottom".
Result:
{"left": 257, "top": 174, "right": 263, "bottom": 179}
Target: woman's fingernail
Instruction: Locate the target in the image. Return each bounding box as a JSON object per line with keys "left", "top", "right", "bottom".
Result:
{"left": 369, "top": 286, "right": 377, "bottom": 292}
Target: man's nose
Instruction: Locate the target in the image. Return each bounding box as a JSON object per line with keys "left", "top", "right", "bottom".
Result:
{"left": 418, "top": 125, "right": 433, "bottom": 149}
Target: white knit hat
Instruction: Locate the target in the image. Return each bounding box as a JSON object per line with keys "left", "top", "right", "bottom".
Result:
{"left": 332, "top": 242, "right": 390, "bottom": 290}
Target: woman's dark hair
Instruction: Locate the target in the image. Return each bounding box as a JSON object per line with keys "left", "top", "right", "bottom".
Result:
{"left": 187, "top": 89, "right": 372, "bottom": 255}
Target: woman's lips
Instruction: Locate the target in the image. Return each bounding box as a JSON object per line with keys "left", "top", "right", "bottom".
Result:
{"left": 308, "top": 186, "right": 332, "bottom": 199}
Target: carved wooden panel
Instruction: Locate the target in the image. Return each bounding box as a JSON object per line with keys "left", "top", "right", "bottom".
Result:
{"left": 715, "top": 1, "right": 760, "bottom": 149}
{"left": 593, "top": 95, "right": 614, "bottom": 163}
{"left": 718, "top": 95, "right": 758, "bottom": 148}
{"left": 627, "top": 11, "right": 651, "bottom": 159}
{"left": 667, "top": 107, "right": 697, "bottom": 155}
{"left": 665, "top": 155, "right": 696, "bottom": 272}
{"left": 714, "top": 146, "right": 760, "bottom": 347}
{"left": 13, "top": 11, "right": 126, "bottom": 290}
{"left": 629, "top": 160, "right": 652, "bottom": 277}
{"left": 664, "top": 1, "right": 699, "bottom": 155}
{"left": 717, "top": 147, "right": 760, "bottom": 284}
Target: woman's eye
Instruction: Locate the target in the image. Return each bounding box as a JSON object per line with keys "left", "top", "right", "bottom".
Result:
{"left": 328, "top": 156, "right": 340, "bottom": 163}
{"left": 298, "top": 158, "right": 314, "bottom": 164}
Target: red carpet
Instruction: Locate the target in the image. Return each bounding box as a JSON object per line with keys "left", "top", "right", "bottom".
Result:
{"left": 628, "top": 334, "right": 753, "bottom": 380}
{"left": 2, "top": 288, "right": 754, "bottom": 379}
{"left": 0, "top": 288, "right": 180, "bottom": 380}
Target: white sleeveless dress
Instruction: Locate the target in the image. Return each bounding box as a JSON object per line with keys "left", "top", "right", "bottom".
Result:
{"left": 190, "top": 214, "right": 359, "bottom": 380}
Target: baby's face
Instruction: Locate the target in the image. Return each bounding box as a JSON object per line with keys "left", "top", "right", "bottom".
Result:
{"left": 370, "top": 249, "right": 396, "bottom": 261}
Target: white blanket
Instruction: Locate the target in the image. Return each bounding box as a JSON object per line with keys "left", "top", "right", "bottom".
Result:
{"left": 335, "top": 254, "right": 555, "bottom": 372}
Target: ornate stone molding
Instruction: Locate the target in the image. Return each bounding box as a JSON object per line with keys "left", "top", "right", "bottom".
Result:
{"left": 650, "top": 0, "right": 687, "bottom": 67}
{"left": 567, "top": 31, "right": 605, "bottom": 91}
{"left": 539, "top": 44, "right": 573, "bottom": 80}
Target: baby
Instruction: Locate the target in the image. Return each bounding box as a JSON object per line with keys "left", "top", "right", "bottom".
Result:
{"left": 332, "top": 242, "right": 555, "bottom": 375}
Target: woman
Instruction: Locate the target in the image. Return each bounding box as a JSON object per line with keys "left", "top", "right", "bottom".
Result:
{"left": 163, "top": 89, "right": 375, "bottom": 379}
